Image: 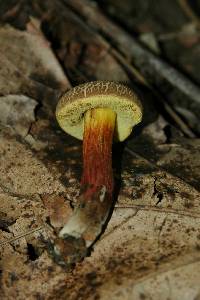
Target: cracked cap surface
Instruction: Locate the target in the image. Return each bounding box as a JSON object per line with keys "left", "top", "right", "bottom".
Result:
{"left": 56, "top": 81, "right": 143, "bottom": 141}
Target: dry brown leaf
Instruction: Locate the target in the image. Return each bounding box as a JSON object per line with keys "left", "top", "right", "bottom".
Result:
{"left": 42, "top": 194, "right": 72, "bottom": 228}
{"left": 0, "top": 23, "right": 70, "bottom": 91}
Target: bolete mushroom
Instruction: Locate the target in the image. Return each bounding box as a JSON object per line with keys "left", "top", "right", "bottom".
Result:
{"left": 53, "top": 81, "right": 142, "bottom": 265}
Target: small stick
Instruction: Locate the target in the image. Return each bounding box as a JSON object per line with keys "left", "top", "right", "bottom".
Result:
{"left": 178, "top": 0, "right": 200, "bottom": 28}
{"left": 0, "top": 226, "right": 44, "bottom": 247}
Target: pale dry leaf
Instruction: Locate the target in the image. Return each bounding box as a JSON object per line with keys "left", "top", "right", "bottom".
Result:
{"left": 142, "top": 116, "right": 168, "bottom": 144}
{"left": 0, "top": 127, "right": 65, "bottom": 195}
{"left": 139, "top": 31, "right": 161, "bottom": 54}
{"left": 0, "top": 23, "right": 70, "bottom": 90}
{"left": 0, "top": 51, "right": 29, "bottom": 95}
{"left": 0, "top": 94, "right": 37, "bottom": 137}
{"left": 156, "top": 139, "right": 200, "bottom": 190}
{"left": 0, "top": 51, "right": 58, "bottom": 107}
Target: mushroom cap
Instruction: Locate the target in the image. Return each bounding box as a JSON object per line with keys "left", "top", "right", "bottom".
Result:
{"left": 56, "top": 81, "right": 143, "bottom": 141}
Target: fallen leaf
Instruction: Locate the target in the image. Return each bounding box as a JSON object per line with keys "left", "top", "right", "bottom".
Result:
{"left": 0, "top": 23, "right": 70, "bottom": 91}
{"left": 42, "top": 194, "right": 72, "bottom": 228}
{"left": 0, "top": 95, "right": 37, "bottom": 137}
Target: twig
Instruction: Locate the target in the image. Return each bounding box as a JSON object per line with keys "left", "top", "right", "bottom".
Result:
{"left": 114, "top": 204, "right": 200, "bottom": 219}
{"left": 0, "top": 226, "right": 44, "bottom": 246}
{"left": 158, "top": 30, "right": 200, "bottom": 41}
{"left": 178, "top": 0, "right": 200, "bottom": 28}
{"left": 162, "top": 101, "right": 195, "bottom": 138}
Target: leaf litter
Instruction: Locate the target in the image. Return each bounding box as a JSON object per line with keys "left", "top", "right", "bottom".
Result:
{"left": 0, "top": 1, "right": 200, "bottom": 299}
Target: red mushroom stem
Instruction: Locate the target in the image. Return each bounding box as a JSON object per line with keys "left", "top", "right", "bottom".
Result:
{"left": 81, "top": 108, "right": 116, "bottom": 202}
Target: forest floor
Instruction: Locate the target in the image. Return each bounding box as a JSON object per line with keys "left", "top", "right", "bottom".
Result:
{"left": 0, "top": 1, "right": 200, "bottom": 299}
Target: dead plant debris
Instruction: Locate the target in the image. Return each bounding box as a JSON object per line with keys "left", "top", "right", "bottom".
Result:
{"left": 0, "top": 0, "right": 200, "bottom": 299}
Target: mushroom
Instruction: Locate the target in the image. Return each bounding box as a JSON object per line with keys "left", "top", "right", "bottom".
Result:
{"left": 53, "top": 81, "right": 142, "bottom": 265}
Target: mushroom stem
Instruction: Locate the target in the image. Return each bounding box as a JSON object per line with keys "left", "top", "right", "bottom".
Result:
{"left": 59, "top": 108, "right": 116, "bottom": 248}
{"left": 82, "top": 108, "right": 116, "bottom": 204}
